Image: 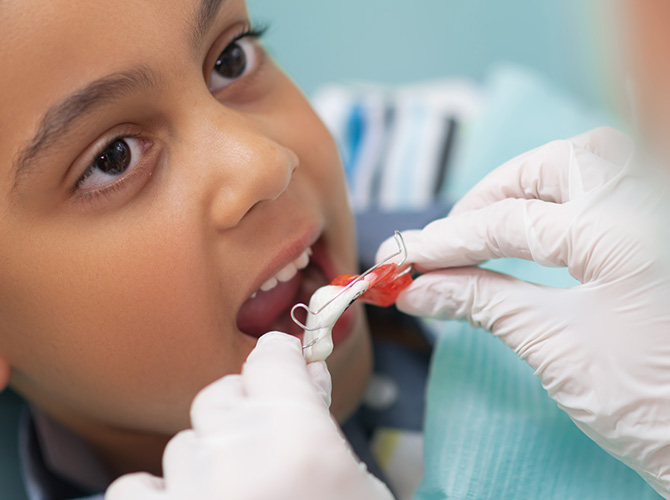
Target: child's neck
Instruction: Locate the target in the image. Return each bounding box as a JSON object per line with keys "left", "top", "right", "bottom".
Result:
{"left": 33, "top": 402, "right": 170, "bottom": 485}
{"left": 75, "top": 420, "right": 170, "bottom": 481}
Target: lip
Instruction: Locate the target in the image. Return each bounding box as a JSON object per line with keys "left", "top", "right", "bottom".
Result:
{"left": 236, "top": 227, "right": 360, "bottom": 349}
{"left": 242, "top": 224, "right": 323, "bottom": 302}
{"left": 309, "top": 238, "right": 338, "bottom": 284}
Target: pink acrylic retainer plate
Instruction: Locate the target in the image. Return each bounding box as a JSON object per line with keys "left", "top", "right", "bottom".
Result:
{"left": 330, "top": 263, "right": 413, "bottom": 308}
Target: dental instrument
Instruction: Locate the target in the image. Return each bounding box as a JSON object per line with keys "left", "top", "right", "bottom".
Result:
{"left": 291, "top": 231, "right": 413, "bottom": 362}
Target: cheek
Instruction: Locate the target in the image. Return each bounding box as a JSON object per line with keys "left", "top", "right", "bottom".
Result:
{"left": 260, "top": 72, "right": 357, "bottom": 265}
{"left": 1, "top": 211, "right": 253, "bottom": 431}
{"left": 260, "top": 71, "right": 347, "bottom": 203}
{"left": 282, "top": 97, "right": 354, "bottom": 246}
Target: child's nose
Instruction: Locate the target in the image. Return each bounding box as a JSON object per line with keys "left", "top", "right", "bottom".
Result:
{"left": 212, "top": 131, "right": 298, "bottom": 229}
{"left": 191, "top": 111, "right": 299, "bottom": 230}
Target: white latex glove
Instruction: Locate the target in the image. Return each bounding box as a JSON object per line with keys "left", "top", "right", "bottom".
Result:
{"left": 377, "top": 128, "right": 670, "bottom": 498}
{"left": 106, "top": 332, "right": 393, "bottom": 500}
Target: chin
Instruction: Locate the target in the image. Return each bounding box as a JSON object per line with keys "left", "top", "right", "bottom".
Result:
{"left": 327, "top": 304, "right": 373, "bottom": 423}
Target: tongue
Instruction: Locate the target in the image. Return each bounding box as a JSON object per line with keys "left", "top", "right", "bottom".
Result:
{"left": 237, "top": 272, "right": 303, "bottom": 338}
{"left": 237, "top": 264, "right": 329, "bottom": 338}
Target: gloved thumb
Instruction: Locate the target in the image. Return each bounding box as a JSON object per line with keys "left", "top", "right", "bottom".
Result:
{"left": 398, "top": 267, "right": 571, "bottom": 371}
{"left": 243, "top": 332, "right": 330, "bottom": 409}
{"left": 306, "top": 360, "right": 333, "bottom": 409}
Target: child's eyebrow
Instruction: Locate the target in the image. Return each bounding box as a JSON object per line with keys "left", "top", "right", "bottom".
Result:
{"left": 12, "top": 66, "right": 159, "bottom": 189}
{"left": 192, "top": 0, "right": 229, "bottom": 49}
{"left": 12, "top": 0, "right": 229, "bottom": 190}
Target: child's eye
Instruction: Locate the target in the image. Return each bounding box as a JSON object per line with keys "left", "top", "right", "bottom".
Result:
{"left": 76, "top": 136, "right": 150, "bottom": 191}
{"left": 208, "top": 36, "right": 259, "bottom": 92}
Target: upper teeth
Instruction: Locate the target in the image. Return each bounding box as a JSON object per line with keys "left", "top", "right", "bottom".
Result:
{"left": 257, "top": 247, "right": 312, "bottom": 294}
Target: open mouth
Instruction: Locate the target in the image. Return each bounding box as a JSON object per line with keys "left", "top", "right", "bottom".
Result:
{"left": 237, "top": 238, "right": 353, "bottom": 340}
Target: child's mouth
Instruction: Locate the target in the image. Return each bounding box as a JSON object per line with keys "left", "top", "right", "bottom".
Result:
{"left": 236, "top": 239, "right": 357, "bottom": 342}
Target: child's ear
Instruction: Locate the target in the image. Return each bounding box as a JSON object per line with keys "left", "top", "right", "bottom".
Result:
{"left": 0, "top": 357, "right": 10, "bottom": 391}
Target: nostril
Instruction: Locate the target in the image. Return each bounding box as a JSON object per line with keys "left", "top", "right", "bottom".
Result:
{"left": 287, "top": 149, "right": 299, "bottom": 173}
{"left": 245, "top": 199, "right": 265, "bottom": 216}
{"left": 207, "top": 134, "right": 299, "bottom": 230}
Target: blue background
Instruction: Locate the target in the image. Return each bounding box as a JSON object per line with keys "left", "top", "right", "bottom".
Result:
{"left": 247, "top": 0, "right": 609, "bottom": 107}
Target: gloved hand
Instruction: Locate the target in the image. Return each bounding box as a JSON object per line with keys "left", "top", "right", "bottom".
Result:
{"left": 105, "top": 332, "right": 393, "bottom": 500}
{"left": 377, "top": 128, "right": 670, "bottom": 498}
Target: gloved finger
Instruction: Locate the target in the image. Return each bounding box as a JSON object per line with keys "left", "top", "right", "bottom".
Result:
{"left": 306, "top": 360, "right": 332, "bottom": 409}
{"left": 451, "top": 134, "right": 623, "bottom": 216}
{"left": 376, "top": 230, "right": 424, "bottom": 266}
{"left": 397, "top": 267, "right": 571, "bottom": 371}
{"left": 190, "top": 374, "right": 245, "bottom": 435}
{"left": 242, "top": 331, "right": 326, "bottom": 407}
{"left": 381, "top": 198, "right": 574, "bottom": 271}
{"left": 105, "top": 472, "right": 165, "bottom": 500}
{"left": 569, "top": 126, "right": 635, "bottom": 166}
{"left": 162, "top": 430, "right": 217, "bottom": 491}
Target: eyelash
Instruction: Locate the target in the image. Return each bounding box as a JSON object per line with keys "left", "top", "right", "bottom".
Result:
{"left": 206, "top": 22, "right": 269, "bottom": 91}
{"left": 75, "top": 162, "right": 147, "bottom": 204}
{"left": 231, "top": 22, "right": 269, "bottom": 46}
{"left": 76, "top": 132, "right": 137, "bottom": 182}
{"left": 73, "top": 133, "right": 153, "bottom": 203}
{"left": 73, "top": 22, "right": 270, "bottom": 205}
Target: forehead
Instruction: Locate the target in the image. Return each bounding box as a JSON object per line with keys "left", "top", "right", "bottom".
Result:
{"left": 0, "top": 0, "right": 245, "bottom": 185}
{"left": 0, "top": 0, "right": 187, "bottom": 107}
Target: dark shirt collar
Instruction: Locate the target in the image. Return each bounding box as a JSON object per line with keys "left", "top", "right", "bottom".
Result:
{"left": 18, "top": 406, "right": 107, "bottom": 500}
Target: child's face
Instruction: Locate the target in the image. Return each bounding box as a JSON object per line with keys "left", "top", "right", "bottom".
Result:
{"left": 0, "top": 0, "right": 371, "bottom": 460}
